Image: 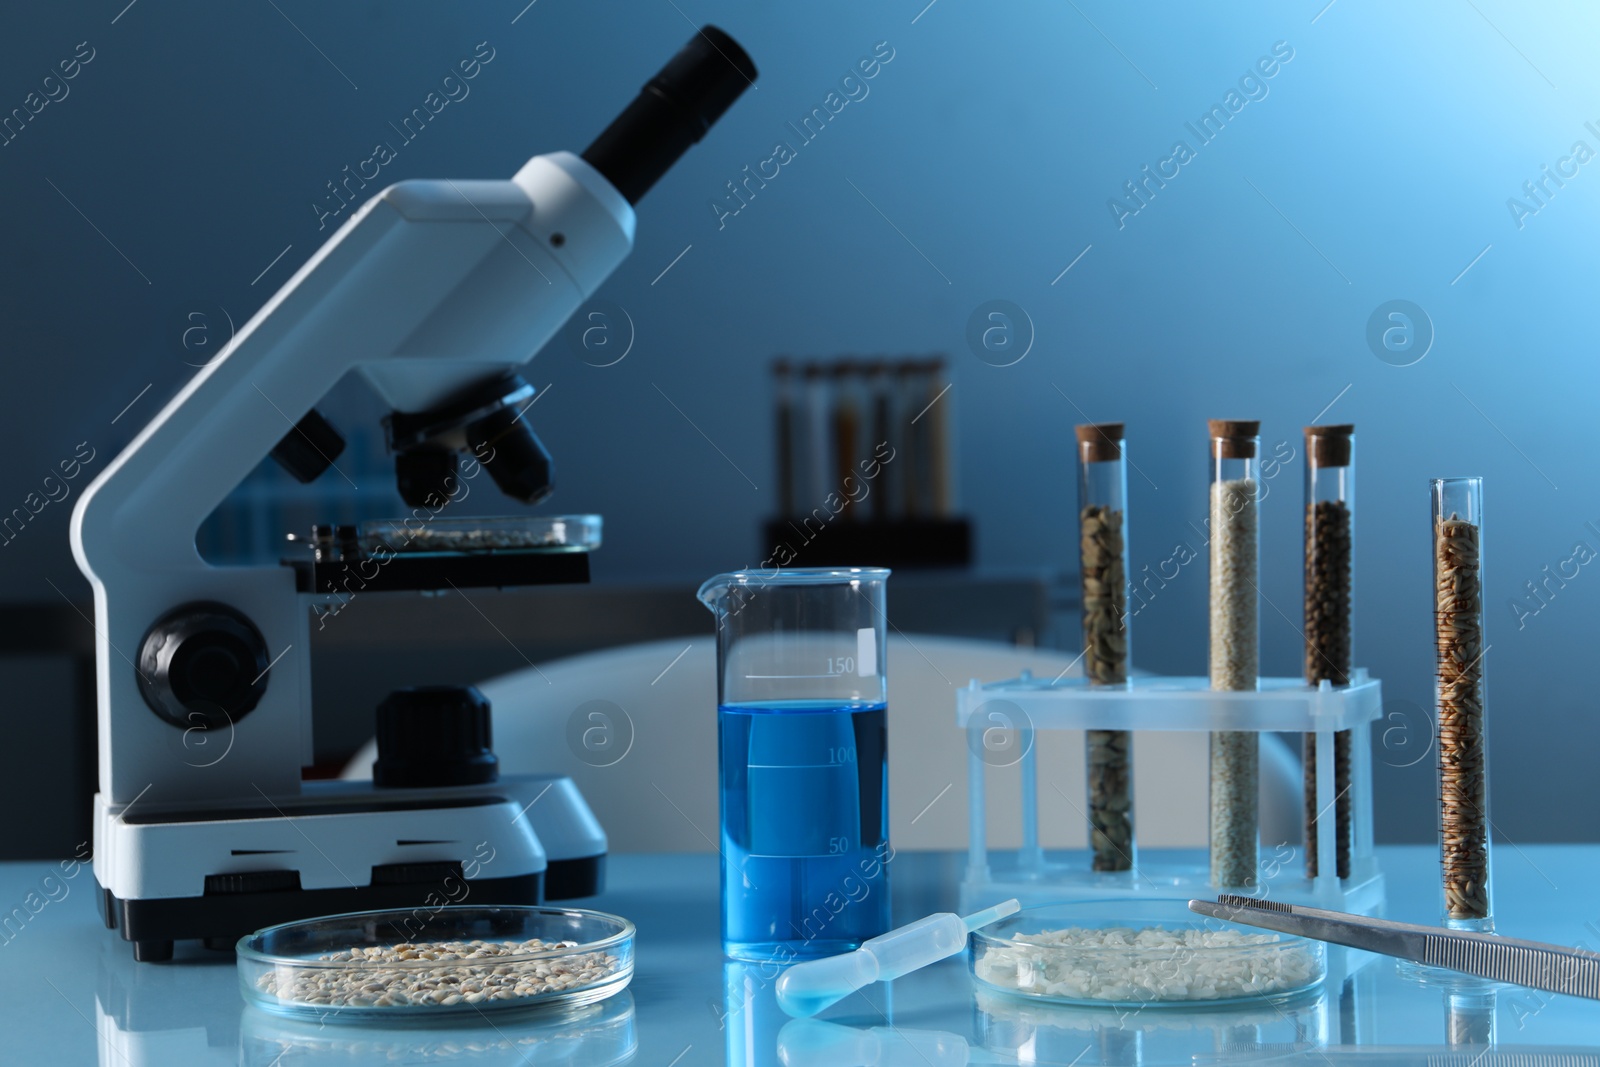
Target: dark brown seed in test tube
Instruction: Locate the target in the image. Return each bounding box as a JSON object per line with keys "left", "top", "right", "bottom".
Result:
{"left": 1081, "top": 501, "right": 1131, "bottom": 871}
{"left": 1304, "top": 497, "right": 1353, "bottom": 879}
{"left": 1437, "top": 515, "right": 1489, "bottom": 921}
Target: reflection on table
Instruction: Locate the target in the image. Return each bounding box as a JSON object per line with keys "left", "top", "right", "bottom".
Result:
{"left": 93, "top": 934, "right": 636, "bottom": 1067}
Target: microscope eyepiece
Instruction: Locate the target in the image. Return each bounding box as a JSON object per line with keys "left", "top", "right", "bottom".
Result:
{"left": 582, "top": 25, "right": 758, "bottom": 204}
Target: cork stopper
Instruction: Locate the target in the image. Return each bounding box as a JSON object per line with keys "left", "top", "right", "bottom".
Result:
{"left": 1075, "top": 422, "right": 1124, "bottom": 463}
{"left": 1208, "top": 418, "right": 1260, "bottom": 459}
{"left": 1305, "top": 424, "right": 1354, "bottom": 467}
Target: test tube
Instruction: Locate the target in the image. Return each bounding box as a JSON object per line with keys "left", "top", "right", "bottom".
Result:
{"left": 925, "top": 358, "right": 955, "bottom": 517}
{"left": 1077, "top": 422, "right": 1134, "bottom": 872}
{"left": 895, "top": 362, "right": 923, "bottom": 518}
{"left": 1208, "top": 419, "right": 1261, "bottom": 888}
{"left": 1303, "top": 424, "right": 1354, "bottom": 880}
{"left": 774, "top": 359, "right": 796, "bottom": 517}
{"left": 1445, "top": 989, "right": 1497, "bottom": 1047}
{"left": 1432, "top": 477, "right": 1492, "bottom": 931}
{"left": 865, "top": 361, "right": 894, "bottom": 521}
{"left": 830, "top": 360, "right": 861, "bottom": 519}
{"left": 800, "top": 363, "right": 830, "bottom": 512}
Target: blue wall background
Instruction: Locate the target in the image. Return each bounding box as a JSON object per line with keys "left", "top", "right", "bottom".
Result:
{"left": 3, "top": 0, "right": 1597, "bottom": 843}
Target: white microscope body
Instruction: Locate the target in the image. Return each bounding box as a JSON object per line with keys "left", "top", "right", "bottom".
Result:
{"left": 68, "top": 26, "right": 755, "bottom": 960}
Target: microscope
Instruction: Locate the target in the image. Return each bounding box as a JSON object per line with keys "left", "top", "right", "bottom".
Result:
{"left": 70, "top": 26, "right": 756, "bottom": 961}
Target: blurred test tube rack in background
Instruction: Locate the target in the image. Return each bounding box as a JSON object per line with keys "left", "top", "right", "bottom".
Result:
{"left": 765, "top": 356, "right": 972, "bottom": 569}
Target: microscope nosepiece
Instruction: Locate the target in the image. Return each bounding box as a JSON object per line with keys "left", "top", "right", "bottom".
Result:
{"left": 384, "top": 374, "right": 552, "bottom": 507}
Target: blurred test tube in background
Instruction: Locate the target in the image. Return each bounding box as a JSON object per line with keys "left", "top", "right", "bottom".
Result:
{"left": 773, "top": 358, "right": 796, "bottom": 519}
{"left": 830, "top": 359, "right": 862, "bottom": 521}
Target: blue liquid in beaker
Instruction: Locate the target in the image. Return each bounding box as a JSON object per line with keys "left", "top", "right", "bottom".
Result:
{"left": 719, "top": 701, "right": 891, "bottom": 960}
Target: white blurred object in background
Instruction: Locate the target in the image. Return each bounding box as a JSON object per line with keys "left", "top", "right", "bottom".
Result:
{"left": 344, "top": 635, "right": 1302, "bottom": 853}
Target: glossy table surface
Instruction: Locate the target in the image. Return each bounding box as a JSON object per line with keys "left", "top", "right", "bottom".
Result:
{"left": 3, "top": 846, "right": 1600, "bottom": 1066}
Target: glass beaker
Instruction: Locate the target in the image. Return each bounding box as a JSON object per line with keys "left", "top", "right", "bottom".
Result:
{"left": 697, "top": 567, "right": 892, "bottom": 962}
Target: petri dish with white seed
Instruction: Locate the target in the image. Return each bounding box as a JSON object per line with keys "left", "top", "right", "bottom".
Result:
{"left": 969, "top": 900, "right": 1324, "bottom": 1008}
{"left": 237, "top": 905, "right": 634, "bottom": 1021}
{"left": 357, "top": 514, "right": 602, "bottom": 556}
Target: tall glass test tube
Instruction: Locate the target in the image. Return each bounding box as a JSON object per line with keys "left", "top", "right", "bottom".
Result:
{"left": 1432, "top": 477, "right": 1492, "bottom": 931}
{"left": 1208, "top": 419, "right": 1261, "bottom": 888}
{"left": 1076, "top": 422, "right": 1133, "bottom": 872}
{"left": 1303, "top": 425, "right": 1354, "bottom": 880}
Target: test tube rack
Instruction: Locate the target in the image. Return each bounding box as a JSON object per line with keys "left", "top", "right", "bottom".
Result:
{"left": 958, "top": 669, "right": 1385, "bottom": 918}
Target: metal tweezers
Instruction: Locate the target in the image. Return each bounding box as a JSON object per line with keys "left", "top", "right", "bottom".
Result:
{"left": 1189, "top": 894, "right": 1600, "bottom": 1000}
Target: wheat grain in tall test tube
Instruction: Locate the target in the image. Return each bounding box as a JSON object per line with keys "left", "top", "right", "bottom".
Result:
{"left": 1208, "top": 419, "right": 1261, "bottom": 888}
{"left": 1432, "top": 477, "right": 1492, "bottom": 931}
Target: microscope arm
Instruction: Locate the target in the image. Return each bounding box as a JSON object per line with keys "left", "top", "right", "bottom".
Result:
{"left": 70, "top": 152, "right": 635, "bottom": 804}
{"left": 76, "top": 154, "right": 631, "bottom": 576}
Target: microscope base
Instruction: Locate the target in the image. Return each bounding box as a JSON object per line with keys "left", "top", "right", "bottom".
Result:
{"left": 92, "top": 775, "right": 607, "bottom": 961}
{"left": 98, "top": 870, "right": 549, "bottom": 962}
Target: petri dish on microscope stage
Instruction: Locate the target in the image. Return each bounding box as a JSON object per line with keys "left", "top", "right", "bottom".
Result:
{"left": 358, "top": 515, "right": 602, "bottom": 556}
{"left": 969, "top": 900, "right": 1324, "bottom": 1008}
{"left": 237, "top": 905, "right": 634, "bottom": 1021}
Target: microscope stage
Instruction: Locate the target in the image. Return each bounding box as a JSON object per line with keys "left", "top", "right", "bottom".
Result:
{"left": 287, "top": 515, "right": 598, "bottom": 594}
{"left": 290, "top": 546, "right": 589, "bottom": 595}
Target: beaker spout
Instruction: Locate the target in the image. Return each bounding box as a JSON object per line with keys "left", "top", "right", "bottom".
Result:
{"left": 696, "top": 572, "right": 740, "bottom": 615}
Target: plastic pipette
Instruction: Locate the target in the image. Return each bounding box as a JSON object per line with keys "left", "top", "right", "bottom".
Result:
{"left": 775, "top": 899, "right": 1021, "bottom": 1018}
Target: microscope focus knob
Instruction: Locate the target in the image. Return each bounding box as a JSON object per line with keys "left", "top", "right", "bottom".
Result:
{"left": 137, "top": 602, "right": 271, "bottom": 731}
{"left": 373, "top": 686, "right": 499, "bottom": 789}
